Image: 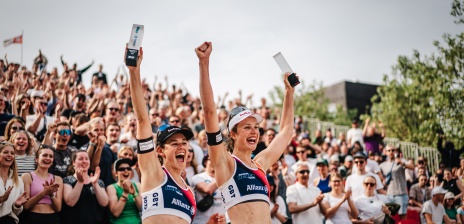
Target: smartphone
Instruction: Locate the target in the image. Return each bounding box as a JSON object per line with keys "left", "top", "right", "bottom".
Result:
{"left": 273, "top": 52, "right": 300, "bottom": 87}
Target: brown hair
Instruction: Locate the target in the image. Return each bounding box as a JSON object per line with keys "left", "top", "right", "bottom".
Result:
{"left": 0, "top": 143, "right": 20, "bottom": 186}
{"left": 5, "top": 117, "right": 26, "bottom": 141}
{"left": 226, "top": 125, "right": 238, "bottom": 153}
{"left": 14, "top": 94, "right": 34, "bottom": 115}
{"left": 67, "top": 150, "right": 88, "bottom": 176}
{"left": 10, "top": 130, "right": 34, "bottom": 156}
{"left": 35, "top": 146, "right": 54, "bottom": 170}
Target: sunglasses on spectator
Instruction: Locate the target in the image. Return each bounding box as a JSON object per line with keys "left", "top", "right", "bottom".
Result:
{"left": 297, "top": 170, "right": 310, "bottom": 175}
{"left": 170, "top": 119, "right": 180, "bottom": 123}
{"left": 354, "top": 160, "right": 365, "bottom": 164}
{"left": 364, "top": 182, "right": 376, "bottom": 187}
{"left": 1, "top": 88, "right": 8, "bottom": 92}
{"left": 39, "top": 143, "right": 56, "bottom": 151}
{"left": 58, "top": 129, "right": 72, "bottom": 136}
{"left": 331, "top": 179, "right": 342, "bottom": 183}
{"left": 150, "top": 113, "right": 159, "bottom": 116}
{"left": 418, "top": 160, "right": 424, "bottom": 164}
{"left": 11, "top": 126, "right": 25, "bottom": 131}
{"left": 296, "top": 151, "right": 306, "bottom": 154}
{"left": 109, "top": 108, "right": 120, "bottom": 112}
{"left": 40, "top": 102, "right": 48, "bottom": 106}
{"left": 117, "top": 167, "right": 132, "bottom": 172}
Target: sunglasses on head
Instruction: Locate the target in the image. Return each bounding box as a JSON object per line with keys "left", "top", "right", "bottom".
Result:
{"left": 58, "top": 129, "right": 72, "bottom": 136}
{"left": 297, "top": 170, "right": 310, "bottom": 175}
{"left": 364, "top": 182, "right": 376, "bottom": 187}
{"left": 39, "top": 143, "right": 56, "bottom": 151}
{"left": 117, "top": 167, "right": 131, "bottom": 172}
{"left": 11, "top": 126, "right": 25, "bottom": 131}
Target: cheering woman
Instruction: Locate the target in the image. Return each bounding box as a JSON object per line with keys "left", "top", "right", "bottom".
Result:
{"left": 196, "top": 42, "right": 295, "bottom": 224}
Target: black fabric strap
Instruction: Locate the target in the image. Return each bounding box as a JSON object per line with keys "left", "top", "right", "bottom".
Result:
{"left": 206, "top": 130, "right": 223, "bottom": 146}
{"left": 136, "top": 136, "right": 155, "bottom": 154}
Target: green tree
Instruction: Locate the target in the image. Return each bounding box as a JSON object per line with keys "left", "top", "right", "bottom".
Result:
{"left": 452, "top": 0, "right": 464, "bottom": 24}
{"left": 269, "top": 79, "right": 356, "bottom": 127}
{"left": 370, "top": 33, "right": 464, "bottom": 147}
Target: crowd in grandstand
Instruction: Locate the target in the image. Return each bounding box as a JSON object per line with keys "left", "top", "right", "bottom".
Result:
{"left": 0, "top": 46, "right": 462, "bottom": 224}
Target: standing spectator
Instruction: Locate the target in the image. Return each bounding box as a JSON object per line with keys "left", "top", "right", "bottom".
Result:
{"left": 291, "top": 145, "right": 319, "bottom": 184}
{"left": 21, "top": 146, "right": 63, "bottom": 224}
{"left": 191, "top": 155, "right": 224, "bottom": 224}
{"left": 268, "top": 175, "right": 288, "bottom": 224}
{"left": 409, "top": 174, "right": 432, "bottom": 212}
{"left": 313, "top": 159, "right": 332, "bottom": 194}
{"left": 286, "top": 164, "right": 324, "bottom": 224}
{"left": 148, "top": 108, "right": 160, "bottom": 133}
{"left": 324, "top": 129, "right": 337, "bottom": 146}
{"left": 26, "top": 95, "right": 55, "bottom": 142}
{"left": 346, "top": 119, "right": 363, "bottom": 147}
{"left": 338, "top": 155, "right": 353, "bottom": 179}
{"left": 92, "top": 64, "right": 108, "bottom": 85}
{"left": 104, "top": 101, "right": 121, "bottom": 124}
{"left": 421, "top": 186, "right": 451, "bottom": 224}
{"left": 0, "top": 92, "right": 15, "bottom": 135}
{"left": 185, "top": 147, "right": 202, "bottom": 186}
{"left": 107, "top": 158, "right": 142, "bottom": 224}
{"left": 362, "top": 118, "right": 386, "bottom": 155}
{"left": 3, "top": 117, "right": 25, "bottom": 142}
{"left": 353, "top": 175, "right": 392, "bottom": 223}
{"left": 379, "top": 145, "right": 415, "bottom": 220}
{"left": 312, "top": 129, "right": 324, "bottom": 146}
{"left": 33, "top": 50, "right": 48, "bottom": 71}
{"left": 269, "top": 160, "right": 292, "bottom": 221}
{"left": 61, "top": 151, "right": 109, "bottom": 224}
{"left": 320, "top": 173, "right": 358, "bottom": 224}
{"left": 60, "top": 56, "right": 94, "bottom": 85}
{"left": 345, "top": 152, "right": 385, "bottom": 198}
{"left": 0, "top": 142, "right": 28, "bottom": 224}
{"left": 117, "top": 146, "right": 140, "bottom": 183}
{"left": 442, "top": 168, "right": 464, "bottom": 206}
{"left": 443, "top": 192, "right": 460, "bottom": 223}
{"left": 10, "top": 131, "right": 36, "bottom": 176}
{"left": 120, "top": 113, "right": 137, "bottom": 149}
{"left": 438, "top": 134, "right": 464, "bottom": 169}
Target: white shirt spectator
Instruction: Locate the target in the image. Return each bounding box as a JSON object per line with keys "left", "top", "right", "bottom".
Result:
{"left": 191, "top": 172, "right": 224, "bottom": 224}
{"left": 421, "top": 200, "right": 447, "bottom": 224}
{"left": 291, "top": 159, "right": 319, "bottom": 185}
{"left": 347, "top": 127, "right": 363, "bottom": 146}
{"left": 345, "top": 172, "right": 384, "bottom": 198}
{"left": 270, "top": 196, "right": 287, "bottom": 224}
{"left": 25, "top": 115, "right": 55, "bottom": 136}
{"left": 0, "top": 172, "right": 24, "bottom": 223}
{"left": 352, "top": 159, "right": 381, "bottom": 175}
{"left": 323, "top": 193, "right": 352, "bottom": 224}
{"left": 286, "top": 182, "right": 323, "bottom": 224}
{"left": 284, "top": 154, "right": 296, "bottom": 169}
{"left": 354, "top": 193, "right": 388, "bottom": 221}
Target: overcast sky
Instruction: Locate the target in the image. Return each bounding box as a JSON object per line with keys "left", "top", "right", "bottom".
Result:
{"left": 1, "top": 0, "right": 460, "bottom": 104}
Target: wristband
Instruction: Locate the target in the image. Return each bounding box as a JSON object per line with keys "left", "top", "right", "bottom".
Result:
{"left": 137, "top": 136, "right": 155, "bottom": 154}
{"left": 206, "top": 130, "right": 223, "bottom": 146}
{"left": 89, "top": 142, "right": 97, "bottom": 147}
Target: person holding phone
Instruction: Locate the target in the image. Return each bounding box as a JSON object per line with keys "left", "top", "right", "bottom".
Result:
{"left": 196, "top": 41, "right": 295, "bottom": 224}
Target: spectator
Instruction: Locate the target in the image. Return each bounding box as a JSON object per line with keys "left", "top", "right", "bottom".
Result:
{"left": 104, "top": 101, "right": 121, "bottom": 124}
{"left": 33, "top": 50, "right": 48, "bottom": 71}
{"left": 13, "top": 94, "right": 33, "bottom": 122}
{"left": 3, "top": 117, "right": 25, "bottom": 142}
{"left": 421, "top": 186, "right": 451, "bottom": 224}
{"left": 312, "top": 129, "right": 324, "bottom": 146}
{"left": 320, "top": 173, "right": 358, "bottom": 224}
{"left": 120, "top": 113, "right": 137, "bottom": 149}
{"left": 0, "top": 142, "right": 28, "bottom": 224}
{"left": 92, "top": 64, "right": 108, "bottom": 85}
{"left": 10, "top": 131, "right": 36, "bottom": 176}
{"left": 43, "top": 122, "right": 76, "bottom": 178}
{"left": 345, "top": 152, "right": 385, "bottom": 198}
{"left": 117, "top": 146, "right": 140, "bottom": 183}
{"left": 291, "top": 145, "right": 319, "bottom": 185}
{"left": 443, "top": 192, "right": 460, "bottom": 223}
{"left": 353, "top": 175, "right": 392, "bottom": 223}
{"left": 362, "top": 118, "right": 386, "bottom": 155}
{"left": 107, "top": 158, "right": 142, "bottom": 224}
{"left": 61, "top": 151, "right": 108, "bottom": 224}
{"left": 324, "top": 129, "right": 337, "bottom": 146}
{"left": 338, "top": 155, "right": 353, "bottom": 179}
{"left": 286, "top": 163, "right": 324, "bottom": 224}
{"left": 191, "top": 155, "right": 224, "bottom": 224}
{"left": 270, "top": 160, "right": 292, "bottom": 221}
{"left": 379, "top": 145, "right": 415, "bottom": 220}
{"left": 267, "top": 175, "right": 288, "bottom": 224}
{"left": 21, "top": 146, "right": 63, "bottom": 224}
{"left": 26, "top": 95, "right": 55, "bottom": 142}
{"left": 60, "top": 56, "right": 94, "bottom": 84}
{"left": 438, "top": 135, "right": 464, "bottom": 169}
{"left": 409, "top": 174, "right": 432, "bottom": 212}
{"left": 346, "top": 119, "right": 363, "bottom": 147}
{"left": 0, "top": 92, "right": 15, "bottom": 135}
{"left": 442, "top": 168, "right": 464, "bottom": 206}
{"left": 185, "top": 147, "right": 202, "bottom": 186}
{"left": 313, "top": 159, "right": 332, "bottom": 194}
{"left": 148, "top": 108, "right": 160, "bottom": 133}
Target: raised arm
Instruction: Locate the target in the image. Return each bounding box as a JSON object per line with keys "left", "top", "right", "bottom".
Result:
{"left": 126, "top": 45, "right": 163, "bottom": 192}
{"left": 196, "top": 42, "right": 233, "bottom": 185}
{"left": 254, "top": 73, "right": 295, "bottom": 170}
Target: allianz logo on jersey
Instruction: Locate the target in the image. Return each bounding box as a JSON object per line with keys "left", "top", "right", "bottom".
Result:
{"left": 165, "top": 185, "right": 183, "bottom": 196}
{"left": 238, "top": 173, "right": 256, "bottom": 180}
{"left": 171, "top": 198, "right": 195, "bottom": 215}
{"left": 246, "top": 184, "right": 268, "bottom": 193}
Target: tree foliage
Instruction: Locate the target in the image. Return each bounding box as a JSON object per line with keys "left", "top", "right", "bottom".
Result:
{"left": 452, "top": 0, "right": 464, "bottom": 24}
{"left": 269, "top": 79, "right": 356, "bottom": 127}
{"left": 370, "top": 33, "right": 464, "bottom": 147}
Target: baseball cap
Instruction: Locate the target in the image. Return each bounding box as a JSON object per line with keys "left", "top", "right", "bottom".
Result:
{"left": 444, "top": 192, "right": 455, "bottom": 199}
{"left": 330, "top": 154, "right": 340, "bottom": 163}
{"left": 114, "top": 158, "right": 133, "bottom": 172}
{"left": 353, "top": 152, "right": 367, "bottom": 159}
{"left": 431, "top": 186, "right": 448, "bottom": 197}
{"left": 156, "top": 125, "right": 194, "bottom": 145}
{"left": 316, "top": 158, "right": 329, "bottom": 166}
{"left": 345, "top": 155, "right": 354, "bottom": 162}
{"left": 227, "top": 106, "right": 263, "bottom": 131}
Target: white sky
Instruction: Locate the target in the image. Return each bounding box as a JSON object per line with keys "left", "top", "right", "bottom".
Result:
{"left": 1, "top": 0, "right": 460, "bottom": 104}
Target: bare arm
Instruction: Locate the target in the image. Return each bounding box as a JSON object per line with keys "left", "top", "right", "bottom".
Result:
{"left": 63, "top": 181, "right": 84, "bottom": 207}
{"left": 195, "top": 180, "right": 218, "bottom": 195}
{"left": 362, "top": 118, "right": 370, "bottom": 136}
{"left": 288, "top": 201, "right": 316, "bottom": 214}
{"left": 455, "top": 179, "right": 464, "bottom": 201}
{"left": 254, "top": 73, "right": 295, "bottom": 171}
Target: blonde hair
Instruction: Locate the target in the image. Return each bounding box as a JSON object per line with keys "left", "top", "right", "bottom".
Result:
{"left": 0, "top": 143, "right": 20, "bottom": 186}
{"left": 10, "top": 131, "right": 35, "bottom": 156}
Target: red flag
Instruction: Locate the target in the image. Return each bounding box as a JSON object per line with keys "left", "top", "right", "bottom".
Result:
{"left": 3, "top": 34, "right": 23, "bottom": 47}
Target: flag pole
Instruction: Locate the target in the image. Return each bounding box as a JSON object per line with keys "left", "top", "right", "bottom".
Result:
{"left": 21, "top": 30, "right": 23, "bottom": 65}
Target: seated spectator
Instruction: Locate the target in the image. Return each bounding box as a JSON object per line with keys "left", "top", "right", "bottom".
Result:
{"left": 286, "top": 163, "right": 324, "bottom": 224}
{"left": 313, "top": 159, "right": 332, "bottom": 194}
{"left": 443, "top": 192, "right": 460, "bottom": 223}
{"left": 421, "top": 186, "right": 452, "bottom": 224}
{"left": 267, "top": 175, "right": 288, "bottom": 224}
{"left": 11, "top": 130, "right": 36, "bottom": 176}
{"left": 107, "top": 158, "right": 142, "bottom": 224}
{"left": 345, "top": 152, "right": 385, "bottom": 198}
{"left": 353, "top": 175, "right": 392, "bottom": 223}
{"left": 320, "top": 173, "right": 358, "bottom": 224}
{"left": 409, "top": 174, "right": 432, "bottom": 212}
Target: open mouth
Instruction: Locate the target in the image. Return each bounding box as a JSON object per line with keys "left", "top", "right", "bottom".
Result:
{"left": 42, "top": 160, "right": 52, "bottom": 165}
{"left": 4, "top": 157, "right": 13, "bottom": 163}
{"left": 175, "top": 152, "right": 186, "bottom": 163}
{"left": 122, "top": 173, "right": 130, "bottom": 178}
{"left": 246, "top": 137, "right": 257, "bottom": 144}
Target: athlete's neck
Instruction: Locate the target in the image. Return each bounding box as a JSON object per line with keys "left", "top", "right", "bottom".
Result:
{"left": 232, "top": 149, "right": 253, "bottom": 166}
